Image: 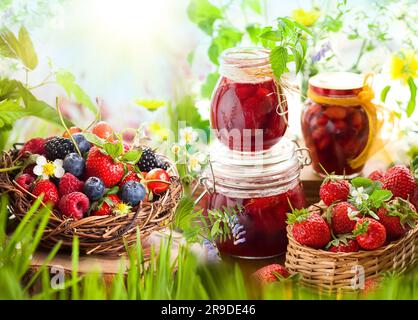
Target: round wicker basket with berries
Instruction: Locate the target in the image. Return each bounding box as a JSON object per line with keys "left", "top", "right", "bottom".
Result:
{"left": 285, "top": 166, "right": 418, "bottom": 292}
{"left": 0, "top": 122, "right": 182, "bottom": 256}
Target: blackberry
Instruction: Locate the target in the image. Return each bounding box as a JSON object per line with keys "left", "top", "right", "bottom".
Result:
{"left": 44, "top": 136, "right": 76, "bottom": 160}
{"left": 156, "top": 157, "right": 169, "bottom": 170}
{"left": 137, "top": 147, "right": 159, "bottom": 172}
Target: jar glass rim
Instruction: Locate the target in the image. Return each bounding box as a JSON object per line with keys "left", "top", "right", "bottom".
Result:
{"left": 220, "top": 47, "right": 270, "bottom": 67}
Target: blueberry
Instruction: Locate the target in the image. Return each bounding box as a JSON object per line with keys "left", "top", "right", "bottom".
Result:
{"left": 72, "top": 133, "right": 91, "bottom": 154}
{"left": 120, "top": 181, "right": 146, "bottom": 206}
{"left": 63, "top": 153, "right": 85, "bottom": 177}
{"left": 83, "top": 177, "right": 105, "bottom": 201}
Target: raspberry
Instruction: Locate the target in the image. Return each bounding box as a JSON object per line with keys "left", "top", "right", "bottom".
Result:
{"left": 59, "top": 173, "right": 84, "bottom": 196}
{"left": 58, "top": 192, "right": 89, "bottom": 220}
{"left": 32, "top": 180, "right": 59, "bottom": 206}
{"left": 44, "top": 136, "right": 76, "bottom": 160}
{"left": 19, "top": 138, "right": 45, "bottom": 156}
{"left": 15, "top": 174, "right": 35, "bottom": 191}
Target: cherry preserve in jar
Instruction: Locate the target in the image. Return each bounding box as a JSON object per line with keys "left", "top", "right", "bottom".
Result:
{"left": 210, "top": 47, "right": 288, "bottom": 152}
{"left": 301, "top": 72, "right": 377, "bottom": 177}
{"left": 202, "top": 138, "right": 311, "bottom": 259}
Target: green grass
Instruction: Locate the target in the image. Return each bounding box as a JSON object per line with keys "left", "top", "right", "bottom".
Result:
{"left": 0, "top": 194, "right": 417, "bottom": 300}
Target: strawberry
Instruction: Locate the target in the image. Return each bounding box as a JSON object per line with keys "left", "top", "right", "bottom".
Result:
{"left": 382, "top": 165, "right": 415, "bottom": 200}
{"left": 329, "top": 202, "right": 358, "bottom": 234}
{"left": 15, "top": 174, "right": 35, "bottom": 191}
{"left": 319, "top": 178, "right": 350, "bottom": 206}
{"left": 19, "top": 137, "right": 45, "bottom": 156}
{"left": 58, "top": 192, "right": 89, "bottom": 220}
{"left": 361, "top": 277, "right": 382, "bottom": 294}
{"left": 376, "top": 198, "right": 418, "bottom": 240}
{"left": 368, "top": 170, "right": 384, "bottom": 182}
{"left": 32, "top": 180, "right": 59, "bottom": 206}
{"left": 120, "top": 171, "right": 142, "bottom": 186}
{"left": 92, "top": 194, "right": 121, "bottom": 216}
{"left": 85, "top": 147, "right": 124, "bottom": 187}
{"left": 287, "top": 209, "right": 331, "bottom": 249}
{"left": 59, "top": 173, "right": 84, "bottom": 196}
{"left": 328, "top": 238, "right": 359, "bottom": 253}
{"left": 252, "top": 264, "right": 289, "bottom": 284}
{"left": 353, "top": 218, "right": 386, "bottom": 250}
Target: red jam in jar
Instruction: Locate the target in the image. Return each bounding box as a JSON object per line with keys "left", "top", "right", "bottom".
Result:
{"left": 301, "top": 72, "right": 370, "bottom": 177}
{"left": 203, "top": 138, "right": 310, "bottom": 259}
{"left": 211, "top": 47, "right": 288, "bottom": 152}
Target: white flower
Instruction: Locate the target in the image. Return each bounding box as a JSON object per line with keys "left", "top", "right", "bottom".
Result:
{"left": 351, "top": 187, "right": 369, "bottom": 206}
{"left": 33, "top": 156, "right": 65, "bottom": 179}
{"left": 188, "top": 153, "right": 207, "bottom": 173}
{"left": 171, "top": 144, "right": 181, "bottom": 155}
{"left": 347, "top": 207, "right": 359, "bottom": 221}
{"left": 179, "top": 127, "right": 198, "bottom": 146}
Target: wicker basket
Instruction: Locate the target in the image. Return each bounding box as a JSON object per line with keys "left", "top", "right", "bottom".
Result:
{"left": 285, "top": 206, "right": 418, "bottom": 292}
{"left": 0, "top": 149, "right": 182, "bottom": 256}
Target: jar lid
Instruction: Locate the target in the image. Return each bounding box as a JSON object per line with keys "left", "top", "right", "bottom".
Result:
{"left": 309, "top": 72, "right": 364, "bottom": 91}
{"left": 203, "top": 138, "right": 310, "bottom": 198}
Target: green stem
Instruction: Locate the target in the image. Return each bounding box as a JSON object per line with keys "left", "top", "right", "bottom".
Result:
{"left": 56, "top": 97, "right": 82, "bottom": 157}
{"left": 0, "top": 166, "right": 22, "bottom": 172}
{"left": 351, "top": 39, "right": 367, "bottom": 72}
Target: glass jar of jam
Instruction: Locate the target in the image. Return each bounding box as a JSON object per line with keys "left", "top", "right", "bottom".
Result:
{"left": 210, "top": 47, "right": 288, "bottom": 152}
{"left": 202, "top": 138, "right": 311, "bottom": 259}
{"left": 301, "top": 72, "right": 372, "bottom": 177}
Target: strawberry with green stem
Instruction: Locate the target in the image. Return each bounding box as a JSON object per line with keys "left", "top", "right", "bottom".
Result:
{"left": 318, "top": 163, "right": 350, "bottom": 206}
{"left": 353, "top": 218, "right": 386, "bottom": 250}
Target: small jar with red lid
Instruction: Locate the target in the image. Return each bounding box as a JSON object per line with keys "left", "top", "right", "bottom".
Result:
{"left": 210, "top": 47, "right": 288, "bottom": 152}
{"left": 301, "top": 72, "right": 371, "bottom": 177}
{"left": 202, "top": 138, "right": 311, "bottom": 259}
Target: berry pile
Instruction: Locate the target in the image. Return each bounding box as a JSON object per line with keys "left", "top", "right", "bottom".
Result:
{"left": 287, "top": 165, "right": 418, "bottom": 252}
{"left": 14, "top": 122, "right": 173, "bottom": 220}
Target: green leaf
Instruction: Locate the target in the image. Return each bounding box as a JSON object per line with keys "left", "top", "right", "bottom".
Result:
{"left": 134, "top": 99, "right": 166, "bottom": 111}
{"left": 290, "top": 46, "right": 302, "bottom": 73}
{"left": 104, "top": 142, "right": 123, "bottom": 159}
{"left": 187, "top": 0, "right": 222, "bottom": 35}
{"left": 351, "top": 177, "right": 373, "bottom": 189}
{"left": 246, "top": 24, "right": 262, "bottom": 45}
{"left": 369, "top": 189, "right": 393, "bottom": 207}
{"left": 381, "top": 85, "right": 391, "bottom": 103}
{"left": 0, "top": 99, "right": 27, "bottom": 128}
{"left": 270, "top": 46, "right": 288, "bottom": 80}
{"left": 242, "top": 0, "right": 262, "bottom": 14}
{"left": 83, "top": 132, "right": 106, "bottom": 147}
{"left": 201, "top": 72, "right": 219, "bottom": 99}
{"left": 0, "top": 26, "right": 38, "bottom": 70}
{"left": 208, "top": 26, "right": 244, "bottom": 65}
{"left": 55, "top": 70, "right": 97, "bottom": 115}
{"left": 121, "top": 150, "right": 142, "bottom": 163}
{"left": 17, "top": 26, "right": 38, "bottom": 70}
{"left": 292, "top": 19, "right": 314, "bottom": 37}
{"left": 259, "top": 30, "right": 282, "bottom": 42}
{"left": 406, "top": 77, "right": 416, "bottom": 117}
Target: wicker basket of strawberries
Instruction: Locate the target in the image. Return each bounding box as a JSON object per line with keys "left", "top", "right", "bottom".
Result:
{"left": 0, "top": 122, "right": 182, "bottom": 256}
{"left": 285, "top": 166, "right": 418, "bottom": 291}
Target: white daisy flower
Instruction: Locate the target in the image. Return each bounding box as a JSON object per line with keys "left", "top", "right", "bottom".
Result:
{"left": 179, "top": 127, "right": 198, "bottom": 146}
{"left": 350, "top": 187, "right": 369, "bottom": 206}
{"left": 188, "top": 153, "right": 207, "bottom": 173}
{"left": 33, "top": 155, "right": 65, "bottom": 179}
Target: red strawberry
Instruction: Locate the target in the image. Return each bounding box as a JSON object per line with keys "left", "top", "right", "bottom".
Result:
{"left": 15, "top": 174, "right": 35, "bottom": 191}
{"left": 92, "top": 194, "right": 121, "bottom": 216}
{"left": 368, "top": 170, "right": 384, "bottom": 182}
{"left": 361, "top": 277, "right": 382, "bottom": 294}
{"left": 252, "top": 264, "right": 289, "bottom": 284}
{"left": 59, "top": 173, "right": 84, "bottom": 196}
{"left": 287, "top": 209, "right": 331, "bottom": 249}
{"left": 19, "top": 137, "right": 46, "bottom": 156}
{"left": 32, "top": 180, "right": 59, "bottom": 206}
{"left": 328, "top": 239, "right": 359, "bottom": 253}
{"left": 59, "top": 192, "right": 89, "bottom": 220}
{"left": 85, "top": 147, "right": 124, "bottom": 187}
{"left": 330, "top": 202, "right": 358, "bottom": 234}
{"left": 376, "top": 198, "right": 417, "bottom": 240}
{"left": 353, "top": 218, "right": 386, "bottom": 250}
{"left": 382, "top": 165, "right": 415, "bottom": 200}
{"left": 120, "top": 172, "right": 142, "bottom": 186}
{"left": 319, "top": 178, "right": 350, "bottom": 206}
